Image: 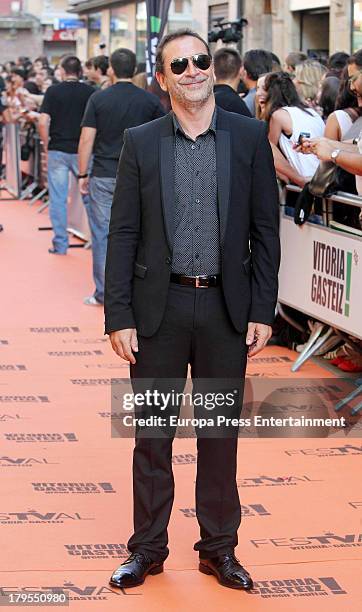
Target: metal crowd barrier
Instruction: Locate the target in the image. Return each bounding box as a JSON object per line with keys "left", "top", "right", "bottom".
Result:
{"left": 19, "top": 129, "right": 43, "bottom": 201}
{"left": 2, "top": 123, "right": 22, "bottom": 198}
{"left": 2, "top": 122, "right": 44, "bottom": 201}
{"left": 1, "top": 121, "right": 90, "bottom": 243}
{"left": 278, "top": 185, "right": 362, "bottom": 389}
{"left": 281, "top": 183, "right": 362, "bottom": 229}
{"left": 279, "top": 185, "right": 362, "bottom": 413}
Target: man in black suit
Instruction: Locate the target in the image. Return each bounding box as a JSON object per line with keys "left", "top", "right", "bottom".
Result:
{"left": 213, "top": 47, "right": 251, "bottom": 117}
{"left": 105, "top": 29, "right": 280, "bottom": 590}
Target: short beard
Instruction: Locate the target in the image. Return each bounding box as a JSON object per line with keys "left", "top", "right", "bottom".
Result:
{"left": 170, "top": 75, "right": 214, "bottom": 109}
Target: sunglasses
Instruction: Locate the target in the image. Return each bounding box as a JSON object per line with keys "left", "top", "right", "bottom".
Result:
{"left": 170, "top": 53, "right": 212, "bottom": 75}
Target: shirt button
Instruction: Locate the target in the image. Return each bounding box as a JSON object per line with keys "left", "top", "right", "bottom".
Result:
{"left": 195, "top": 253, "right": 199, "bottom": 259}
{"left": 191, "top": 144, "right": 195, "bottom": 150}
{"left": 165, "top": 257, "right": 171, "bottom": 265}
{"left": 195, "top": 199, "right": 200, "bottom": 204}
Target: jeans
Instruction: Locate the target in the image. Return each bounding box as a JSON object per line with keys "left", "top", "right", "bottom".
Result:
{"left": 47, "top": 150, "right": 89, "bottom": 253}
{"left": 85, "top": 176, "right": 116, "bottom": 304}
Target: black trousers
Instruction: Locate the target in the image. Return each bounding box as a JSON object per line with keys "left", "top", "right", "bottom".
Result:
{"left": 127, "top": 282, "right": 248, "bottom": 562}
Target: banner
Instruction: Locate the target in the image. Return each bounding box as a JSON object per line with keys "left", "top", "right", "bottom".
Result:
{"left": 43, "top": 29, "right": 77, "bottom": 42}
{"left": 278, "top": 215, "right": 362, "bottom": 339}
{"left": 145, "top": 0, "right": 172, "bottom": 83}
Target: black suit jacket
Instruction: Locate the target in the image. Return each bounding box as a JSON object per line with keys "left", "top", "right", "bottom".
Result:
{"left": 104, "top": 107, "right": 280, "bottom": 337}
{"left": 214, "top": 84, "right": 252, "bottom": 117}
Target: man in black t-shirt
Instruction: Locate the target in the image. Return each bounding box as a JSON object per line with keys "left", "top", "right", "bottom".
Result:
{"left": 213, "top": 48, "right": 251, "bottom": 118}
{"left": 78, "top": 48, "right": 165, "bottom": 306}
{"left": 38, "top": 55, "right": 94, "bottom": 254}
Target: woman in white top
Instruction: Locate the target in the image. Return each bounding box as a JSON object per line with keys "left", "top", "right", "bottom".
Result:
{"left": 324, "top": 66, "right": 362, "bottom": 141}
{"left": 323, "top": 66, "right": 362, "bottom": 202}
{"left": 263, "top": 71, "right": 325, "bottom": 179}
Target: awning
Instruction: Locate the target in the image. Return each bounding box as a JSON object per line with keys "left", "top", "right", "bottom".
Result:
{"left": 67, "top": 0, "right": 131, "bottom": 14}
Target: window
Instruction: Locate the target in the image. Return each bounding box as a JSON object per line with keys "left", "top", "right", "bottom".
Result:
{"left": 168, "top": 0, "right": 192, "bottom": 32}
{"left": 174, "top": 0, "right": 183, "bottom": 13}
{"left": 208, "top": 3, "right": 228, "bottom": 30}
{"left": 136, "top": 1, "right": 147, "bottom": 63}
{"left": 110, "top": 4, "right": 136, "bottom": 53}
{"left": 353, "top": 1, "right": 362, "bottom": 51}
{"left": 87, "top": 12, "right": 101, "bottom": 57}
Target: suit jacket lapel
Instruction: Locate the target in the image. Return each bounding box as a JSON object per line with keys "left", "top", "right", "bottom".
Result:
{"left": 216, "top": 110, "right": 231, "bottom": 246}
{"left": 160, "top": 114, "right": 175, "bottom": 252}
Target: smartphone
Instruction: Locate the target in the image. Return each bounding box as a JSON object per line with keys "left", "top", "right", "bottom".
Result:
{"left": 298, "top": 132, "right": 311, "bottom": 145}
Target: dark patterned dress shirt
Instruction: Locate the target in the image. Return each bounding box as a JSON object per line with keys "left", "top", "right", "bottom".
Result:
{"left": 171, "top": 108, "right": 220, "bottom": 275}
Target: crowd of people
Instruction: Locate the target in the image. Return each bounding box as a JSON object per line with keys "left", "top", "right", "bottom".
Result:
{"left": 0, "top": 37, "right": 361, "bottom": 371}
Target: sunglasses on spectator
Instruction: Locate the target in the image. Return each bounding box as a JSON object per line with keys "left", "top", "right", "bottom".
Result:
{"left": 170, "top": 54, "right": 212, "bottom": 75}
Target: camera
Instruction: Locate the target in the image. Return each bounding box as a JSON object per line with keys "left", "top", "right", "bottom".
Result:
{"left": 298, "top": 132, "right": 311, "bottom": 145}
{"left": 208, "top": 17, "right": 248, "bottom": 45}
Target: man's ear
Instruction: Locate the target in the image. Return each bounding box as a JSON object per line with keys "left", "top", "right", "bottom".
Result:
{"left": 155, "top": 71, "right": 168, "bottom": 92}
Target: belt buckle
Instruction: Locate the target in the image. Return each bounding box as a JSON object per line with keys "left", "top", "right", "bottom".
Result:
{"left": 195, "top": 275, "right": 208, "bottom": 288}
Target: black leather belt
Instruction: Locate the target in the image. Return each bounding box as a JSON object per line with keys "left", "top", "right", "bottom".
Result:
{"left": 170, "top": 273, "right": 221, "bottom": 288}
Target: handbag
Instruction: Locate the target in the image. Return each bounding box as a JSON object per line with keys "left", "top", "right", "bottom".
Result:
{"left": 294, "top": 110, "right": 362, "bottom": 225}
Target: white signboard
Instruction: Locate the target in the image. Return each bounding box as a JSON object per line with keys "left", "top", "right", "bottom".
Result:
{"left": 278, "top": 215, "right": 362, "bottom": 339}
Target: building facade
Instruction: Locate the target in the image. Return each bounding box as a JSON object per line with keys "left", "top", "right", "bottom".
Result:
{"left": 0, "top": 0, "right": 42, "bottom": 61}
{"left": 0, "top": 0, "right": 80, "bottom": 63}
{"left": 1, "top": 0, "right": 361, "bottom": 64}
{"left": 67, "top": 0, "right": 198, "bottom": 62}
{"left": 67, "top": 0, "right": 359, "bottom": 64}
{"left": 215, "top": 0, "right": 354, "bottom": 64}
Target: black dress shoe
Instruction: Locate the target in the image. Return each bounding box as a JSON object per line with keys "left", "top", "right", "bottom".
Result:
{"left": 199, "top": 553, "right": 253, "bottom": 590}
{"left": 109, "top": 552, "right": 164, "bottom": 588}
{"left": 48, "top": 248, "right": 66, "bottom": 255}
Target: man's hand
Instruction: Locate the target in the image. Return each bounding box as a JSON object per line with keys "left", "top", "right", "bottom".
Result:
{"left": 109, "top": 329, "right": 138, "bottom": 364}
{"left": 246, "top": 322, "right": 272, "bottom": 357}
{"left": 306, "top": 137, "right": 335, "bottom": 161}
{"left": 79, "top": 176, "right": 89, "bottom": 195}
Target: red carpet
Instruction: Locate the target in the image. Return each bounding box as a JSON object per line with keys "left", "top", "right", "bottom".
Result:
{"left": 0, "top": 197, "right": 361, "bottom": 610}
